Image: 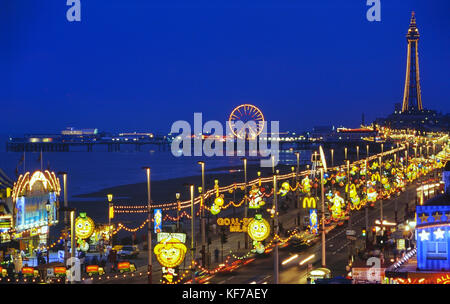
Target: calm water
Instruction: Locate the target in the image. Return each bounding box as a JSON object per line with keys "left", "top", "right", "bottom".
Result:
{"left": 0, "top": 135, "right": 310, "bottom": 198}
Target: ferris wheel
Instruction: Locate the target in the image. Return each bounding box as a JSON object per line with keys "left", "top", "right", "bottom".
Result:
{"left": 228, "top": 104, "right": 265, "bottom": 139}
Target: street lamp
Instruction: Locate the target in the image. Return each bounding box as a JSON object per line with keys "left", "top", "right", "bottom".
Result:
{"left": 331, "top": 149, "right": 334, "bottom": 167}
{"left": 107, "top": 194, "right": 113, "bottom": 247}
{"left": 142, "top": 167, "right": 152, "bottom": 284}
{"left": 366, "top": 144, "right": 369, "bottom": 158}
{"left": 344, "top": 147, "right": 348, "bottom": 161}
{"left": 242, "top": 157, "right": 248, "bottom": 249}
{"left": 197, "top": 161, "right": 206, "bottom": 267}
{"left": 176, "top": 193, "right": 181, "bottom": 231}
{"left": 57, "top": 171, "right": 69, "bottom": 267}
{"left": 273, "top": 174, "right": 279, "bottom": 284}
{"left": 46, "top": 200, "right": 51, "bottom": 264}
{"left": 190, "top": 185, "right": 196, "bottom": 284}
{"left": 356, "top": 146, "right": 360, "bottom": 161}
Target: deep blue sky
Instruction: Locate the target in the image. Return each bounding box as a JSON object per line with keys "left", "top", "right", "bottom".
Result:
{"left": 1, "top": 0, "right": 449, "bottom": 135}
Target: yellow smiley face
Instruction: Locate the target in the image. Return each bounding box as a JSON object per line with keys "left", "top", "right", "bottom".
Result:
{"left": 247, "top": 216, "right": 270, "bottom": 242}
{"left": 75, "top": 214, "right": 95, "bottom": 239}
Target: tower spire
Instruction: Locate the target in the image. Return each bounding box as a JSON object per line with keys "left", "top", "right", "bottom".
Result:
{"left": 401, "top": 11, "right": 423, "bottom": 113}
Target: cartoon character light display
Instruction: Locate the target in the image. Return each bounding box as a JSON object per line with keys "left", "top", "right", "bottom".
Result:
{"left": 210, "top": 195, "right": 224, "bottom": 215}
{"left": 154, "top": 233, "right": 188, "bottom": 283}
{"left": 329, "top": 192, "right": 345, "bottom": 221}
{"left": 301, "top": 176, "right": 312, "bottom": 194}
{"left": 279, "top": 182, "right": 290, "bottom": 197}
{"left": 247, "top": 214, "right": 270, "bottom": 254}
{"left": 248, "top": 185, "right": 265, "bottom": 209}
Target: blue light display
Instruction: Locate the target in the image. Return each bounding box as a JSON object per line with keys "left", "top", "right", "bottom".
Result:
{"left": 416, "top": 205, "right": 450, "bottom": 271}
{"left": 309, "top": 209, "right": 318, "bottom": 235}
{"left": 154, "top": 209, "right": 162, "bottom": 233}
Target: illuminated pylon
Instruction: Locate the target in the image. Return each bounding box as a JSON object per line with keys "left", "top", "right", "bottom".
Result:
{"left": 401, "top": 11, "right": 423, "bottom": 112}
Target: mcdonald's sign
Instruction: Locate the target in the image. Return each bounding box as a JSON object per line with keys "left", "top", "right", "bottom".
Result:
{"left": 303, "top": 197, "right": 316, "bottom": 209}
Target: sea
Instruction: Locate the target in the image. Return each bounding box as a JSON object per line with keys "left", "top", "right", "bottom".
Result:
{"left": 0, "top": 135, "right": 311, "bottom": 199}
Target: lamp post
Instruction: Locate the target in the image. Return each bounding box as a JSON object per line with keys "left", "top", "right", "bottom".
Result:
{"left": 190, "top": 185, "right": 196, "bottom": 284}
{"left": 70, "top": 209, "right": 76, "bottom": 284}
{"left": 271, "top": 155, "right": 275, "bottom": 174}
{"left": 320, "top": 168, "right": 326, "bottom": 267}
{"left": 366, "top": 144, "right": 369, "bottom": 159}
{"left": 243, "top": 157, "right": 249, "bottom": 249}
{"left": 57, "top": 171, "right": 69, "bottom": 267}
{"left": 378, "top": 156, "right": 383, "bottom": 236}
{"left": 46, "top": 200, "right": 51, "bottom": 264}
{"left": 176, "top": 193, "right": 181, "bottom": 231}
{"left": 331, "top": 149, "right": 334, "bottom": 167}
{"left": 356, "top": 146, "right": 360, "bottom": 161}
{"left": 143, "top": 167, "right": 152, "bottom": 284}
{"left": 197, "top": 161, "right": 206, "bottom": 267}
{"left": 107, "top": 194, "right": 113, "bottom": 247}
{"left": 273, "top": 173, "right": 279, "bottom": 284}
{"left": 344, "top": 147, "right": 348, "bottom": 161}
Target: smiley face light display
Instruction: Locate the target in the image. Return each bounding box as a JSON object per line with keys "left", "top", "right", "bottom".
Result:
{"left": 247, "top": 214, "right": 270, "bottom": 254}
{"left": 75, "top": 212, "right": 95, "bottom": 240}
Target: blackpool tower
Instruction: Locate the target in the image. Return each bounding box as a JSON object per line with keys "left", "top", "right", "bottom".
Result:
{"left": 401, "top": 12, "right": 423, "bottom": 113}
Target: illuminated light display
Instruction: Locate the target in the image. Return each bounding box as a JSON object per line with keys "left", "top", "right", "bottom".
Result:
{"left": 248, "top": 185, "right": 265, "bottom": 209}
{"left": 154, "top": 209, "right": 162, "bottom": 233}
{"left": 247, "top": 214, "right": 270, "bottom": 242}
{"left": 217, "top": 217, "right": 251, "bottom": 233}
{"left": 348, "top": 184, "right": 361, "bottom": 208}
{"left": 309, "top": 209, "right": 318, "bottom": 234}
{"left": 366, "top": 181, "right": 378, "bottom": 202}
{"left": 154, "top": 233, "right": 188, "bottom": 269}
{"left": 75, "top": 213, "right": 95, "bottom": 239}
{"left": 335, "top": 171, "right": 346, "bottom": 184}
{"left": 228, "top": 104, "right": 265, "bottom": 139}
{"left": 301, "top": 176, "right": 312, "bottom": 194}
{"left": 12, "top": 170, "right": 60, "bottom": 233}
{"left": 210, "top": 195, "right": 224, "bottom": 215}
{"left": 117, "top": 261, "right": 136, "bottom": 273}
{"left": 416, "top": 205, "right": 450, "bottom": 271}
{"left": 302, "top": 196, "right": 316, "bottom": 209}
{"left": 329, "top": 192, "right": 345, "bottom": 221}
{"left": 279, "top": 182, "right": 290, "bottom": 197}
{"left": 86, "top": 265, "right": 105, "bottom": 276}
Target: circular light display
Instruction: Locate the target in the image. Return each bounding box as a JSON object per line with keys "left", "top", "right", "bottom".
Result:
{"left": 247, "top": 214, "right": 270, "bottom": 242}
{"left": 154, "top": 237, "right": 188, "bottom": 269}
{"left": 75, "top": 213, "right": 95, "bottom": 239}
{"left": 228, "top": 104, "right": 265, "bottom": 139}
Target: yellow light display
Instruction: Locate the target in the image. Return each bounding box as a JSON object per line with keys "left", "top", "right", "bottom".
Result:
{"left": 75, "top": 213, "right": 95, "bottom": 239}
{"left": 247, "top": 214, "right": 270, "bottom": 242}
{"left": 302, "top": 197, "right": 316, "bottom": 209}
{"left": 154, "top": 237, "right": 187, "bottom": 269}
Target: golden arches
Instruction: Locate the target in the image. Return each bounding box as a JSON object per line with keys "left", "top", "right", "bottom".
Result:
{"left": 302, "top": 197, "right": 316, "bottom": 209}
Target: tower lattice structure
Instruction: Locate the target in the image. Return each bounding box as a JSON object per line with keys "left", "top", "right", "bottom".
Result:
{"left": 401, "top": 12, "right": 423, "bottom": 113}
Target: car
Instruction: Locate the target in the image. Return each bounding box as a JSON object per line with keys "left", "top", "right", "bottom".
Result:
{"left": 117, "top": 245, "right": 139, "bottom": 258}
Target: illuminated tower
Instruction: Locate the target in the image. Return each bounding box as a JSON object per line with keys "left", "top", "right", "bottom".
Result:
{"left": 401, "top": 12, "right": 423, "bottom": 112}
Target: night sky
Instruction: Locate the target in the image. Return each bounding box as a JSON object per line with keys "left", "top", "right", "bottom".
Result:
{"left": 1, "top": 0, "right": 449, "bottom": 135}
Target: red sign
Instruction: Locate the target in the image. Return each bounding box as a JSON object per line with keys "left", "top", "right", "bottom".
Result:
{"left": 118, "top": 262, "right": 130, "bottom": 270}
{"left": 86, "top": 265, "right": 99, "bottom": 273}
{"left": 22, "top": 267, "right": 34, "bottom": 275}
{"left": 54, "top": 267, "right": 66, "bottom": 275}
